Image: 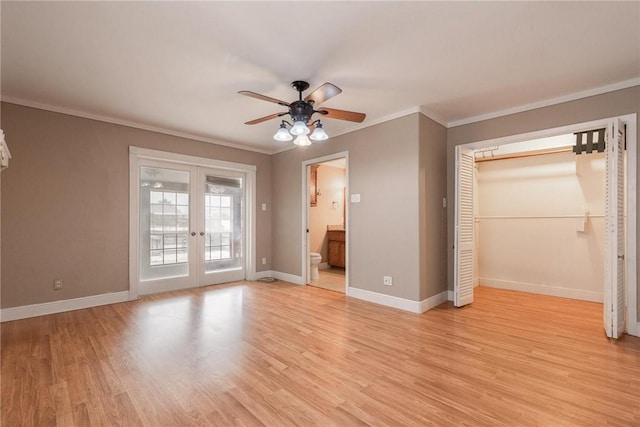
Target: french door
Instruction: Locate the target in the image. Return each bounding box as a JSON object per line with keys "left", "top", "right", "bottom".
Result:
{"left": 133, "top": 154, "right": 249, "bottom": 295}
{"left": 198, "top": 168, "right": 245, "bottom": 286}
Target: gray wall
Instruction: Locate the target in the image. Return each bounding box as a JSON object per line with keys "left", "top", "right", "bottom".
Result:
{"left": 272, "top": 113, "right": 448, "bottom": 302}
{"left": 1, "top": 103, "right": 272, "bottom": 308}
{"left": 446, "top": 85, "right": 640, "bottom": 322}
{"left": 419, "top": 114, "right": 448, "bottom": 300}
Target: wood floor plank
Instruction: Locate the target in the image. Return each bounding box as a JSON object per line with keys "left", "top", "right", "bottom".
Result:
{"left": 2, "top": 283, "right": 639, "bottom": 426}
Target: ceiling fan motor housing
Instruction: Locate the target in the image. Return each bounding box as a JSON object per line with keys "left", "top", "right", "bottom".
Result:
{"left": 289, "top": 100, "right": 315, "bottom": 123}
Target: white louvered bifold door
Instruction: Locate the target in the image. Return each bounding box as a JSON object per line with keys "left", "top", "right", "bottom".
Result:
{"left": 455, "top": 147, "right": 475, "bottom": 307}
{"left": 604, "top": 119, "right": 626, "bottom": 339}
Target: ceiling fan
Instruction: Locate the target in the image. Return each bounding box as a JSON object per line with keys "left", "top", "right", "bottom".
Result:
{"left": 239, "top": 81, "right": 366, "bottom": 146}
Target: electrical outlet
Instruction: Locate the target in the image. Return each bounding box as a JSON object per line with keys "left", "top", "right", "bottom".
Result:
{"left": 53, "top": 279, "right": 63, "bottom": 290}
{"left": 383, "top": 276, "right": 393, "bottom": 286}
{"left": 262, "top": 257, "right": 267, "bottom": 265}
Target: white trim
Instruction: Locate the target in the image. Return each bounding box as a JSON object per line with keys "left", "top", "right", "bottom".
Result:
{"left": 270, "top": 271, "right": 304, "bottom": 285}
{"left": 129, "top": 146, "right": 257, "bottom": 172}
{"left": 6, "top": 81, "right": 638, "bottom": 157}
{"left": 271, "top": 108, "right": 432, "bottom": 155}
{"left": 0, "top": 291, "right": 131, "bottom": 322}
{"left": 129, "top": 153, "right": 140, "bottom": 300}
{"left": 246, "top": 169, "right": 258, "bottom": 281}
{"left": 449, "top": 79, "right": 640, "bottom": 127}
{"left": 2, "top": 98, "right": 273, "bottom": 155}
{"left": 318, "top": 262, "right": 330, "bottom": 270}
{"left": 330, "top": 107, "right": 449, "bottom": 137}
{"left": 254, "top": 270, "right": 275, "bottom": 280}
{"left": 630, "top": 323, "right": 640, "bottom": 337}
{"left": 625, "top": 117, "right": 637, "bottom": 336}
{"left": 455, "top": 113, "right": 637, "bottom": 335}
{"left": 347, "top": 287, "right": 422, "bottom": 313}
{"left": 461, "top": 116, "right": 630, "bottom": 151}
{"left": 253, "top": 270, "right": 304, "bottom": 284}
{"left": 347, "top": 287, "right": 447, "bottom": 314}
{"left": 419, "top": 291, "right": 450, "bottom": 312}
{"left": 301, "top": 151, "right": 350, "bottom": 293}
{"left": 448, "top": 290, "right": 454, "bottom": 301}
{"left": 419, "top": 107, "right": 449, "bottom": 128}
{"left": 481, "top": 279, "right": 603, "bottom": 303}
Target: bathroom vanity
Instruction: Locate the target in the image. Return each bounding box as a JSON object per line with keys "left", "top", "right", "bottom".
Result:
{"left": 327, "top": 227, "right": 345, "bottom": 268}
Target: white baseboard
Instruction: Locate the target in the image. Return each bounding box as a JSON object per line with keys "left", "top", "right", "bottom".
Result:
{"left": 481, "top": 278, "right": 603, "bottom": 303}
{"left": 319, "top": 262, "right": 329, "bottom": 270}
{"left": 448, "top": 290, "right": 454, "bottom": 301}
{"left": 255, "top": 270, "right": 275, "bottom": 280}
{"left": 347, "top": 287, "right": 421, "bottom": 313}
{"left": 1, "top": 291, "right": 131, "bottom": 322}
{"left": 419, "top": 290, "right": 449, "bottom": 312}
{"left": 255, "top": 270, "right": 304, "bottom": 285}
{"left": 346, "top": 287, "right": 448, "bottom": 314}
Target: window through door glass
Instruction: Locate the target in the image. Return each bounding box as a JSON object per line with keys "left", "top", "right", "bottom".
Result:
{"left": 140, "top": 166, "right": 190, "bottom": 281}
{"left": 204, "top": 175, "right": 243, "bottom": 273}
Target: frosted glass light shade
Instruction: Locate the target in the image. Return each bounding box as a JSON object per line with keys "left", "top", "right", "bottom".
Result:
{"left": 293, "top": 134, "right": 311, "bottom": 146}
{"left": 310, "top": 125, "right": 328, "bottom": 141}
{"left": 274, "top": 126, "right": 293, "bottom": 141}
{"left": 290, "top": 121, "right": 310, "bottom": 136}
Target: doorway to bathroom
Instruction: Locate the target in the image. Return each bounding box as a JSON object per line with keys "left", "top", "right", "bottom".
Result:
{"left": 302, "top": 152, "right": 349, "bottom": 293}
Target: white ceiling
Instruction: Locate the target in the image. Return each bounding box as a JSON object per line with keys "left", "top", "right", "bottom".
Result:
{"left": 2, "top": 2, "right": 639, "bottom": 154}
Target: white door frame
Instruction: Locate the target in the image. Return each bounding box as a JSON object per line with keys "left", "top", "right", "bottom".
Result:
{"left": 453, "top": 114, "right": 637, "bottom": 337}
{"left": 129, "top": 147, "right": 257, "bottom": 299}
{"left": 301, "top": 151, "right": 349, "bottom": 289}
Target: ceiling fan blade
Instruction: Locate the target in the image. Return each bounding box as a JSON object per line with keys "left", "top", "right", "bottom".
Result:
{"left": 318, "top": 107, "right": 366, "bottom": 123}
{"left": 304, "top": 82, "right": 342, "bottom": 105}
{"left": 238, "top": 91, "right": 290, "bottom": 107}
{"left": 244, "top": 112, "right": 286, "bottom": 125}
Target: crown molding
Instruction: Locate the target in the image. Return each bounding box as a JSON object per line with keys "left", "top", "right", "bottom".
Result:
{"left": 271, "top": 106, "right": 445, "bottom": 155}
{"left": 418, "top": 107, "right": 448, "bottom": 127}
{"left": 448, "top": 78, "right": 640, "bottom": 128}
{"left": 4, "top": 78, "right": 638, "bottom": 155}
{"left": 0, "top": 96, "right": 274, "bottom": 155}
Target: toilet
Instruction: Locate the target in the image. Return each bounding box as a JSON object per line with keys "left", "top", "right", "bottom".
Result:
{"left": 310, "top": 252, "right": 322, "bottom": 281}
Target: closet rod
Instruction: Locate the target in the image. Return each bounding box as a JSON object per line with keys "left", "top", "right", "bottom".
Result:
{"left": 475, "top": 147, "right": 573, "bottom": 163}
{"left": 476, "top": 214, "right": 605, "bottom": 220}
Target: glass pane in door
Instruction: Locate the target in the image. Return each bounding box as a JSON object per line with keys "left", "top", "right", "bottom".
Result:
{"left": 140, "top": 166, "right": 190, "bottom": 281}
{"left": 204, "top": 174, "right": 243, "bottom": 273}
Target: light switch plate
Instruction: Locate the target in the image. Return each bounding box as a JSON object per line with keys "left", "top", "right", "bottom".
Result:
{"left": 351, "top": 194, "right": 361, "bottom": 203}
{"left": 261, "top": 203, "right": 267, "bottom": 211}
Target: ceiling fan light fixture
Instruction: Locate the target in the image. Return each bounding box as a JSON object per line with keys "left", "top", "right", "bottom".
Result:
{"left": 273, "top": 123, "right": 293, "bottom": 141}
{"left": 290, "top": 120, "right": 310, "bottom": 136}
{"left": 240, "top": 80, "right": 366, "bottom": 147}
{"left": 293, "top": 134, "right": 311, "bottom": 147}
{"left": 310, "top": 123, "right": 329, "bottom": 141}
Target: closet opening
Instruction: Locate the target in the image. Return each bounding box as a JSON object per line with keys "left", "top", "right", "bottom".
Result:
{"left": 454, "top": 115, "right": 637, "bottom": 339}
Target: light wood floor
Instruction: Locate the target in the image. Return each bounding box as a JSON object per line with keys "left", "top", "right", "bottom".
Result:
{"left": 309, "top": 267, "right": 345, "bottom": 293}
{"left": 2, "top": 284, "right": 639, "bottom": 426}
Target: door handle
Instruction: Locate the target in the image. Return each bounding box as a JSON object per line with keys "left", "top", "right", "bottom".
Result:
{"left": 191, "top": 232, "right": 196, "bottom": 236}
{"left": 618, "top": 254, "right": 625, "bottom": 260}
{"left": 200, "top": 231, "right": 205, "bottom": 236}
